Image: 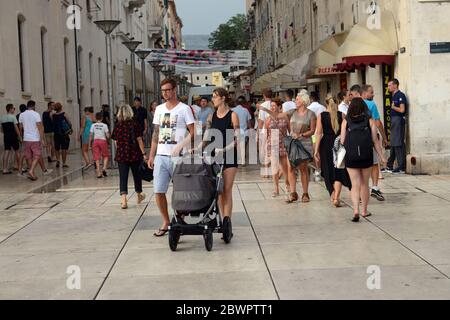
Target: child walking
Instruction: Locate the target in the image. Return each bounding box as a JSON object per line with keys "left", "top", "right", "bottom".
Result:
{"left": 89, "top": 112, "right": 110, "bottom": 178}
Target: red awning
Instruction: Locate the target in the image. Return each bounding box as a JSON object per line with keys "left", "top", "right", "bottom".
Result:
{"left": 335, "top": 55, "right": 395, "bottom": 72}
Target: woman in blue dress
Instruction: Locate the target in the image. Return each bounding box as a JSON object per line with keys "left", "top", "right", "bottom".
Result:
{"left": 80, "top": 106, "right": 95, "bottom": 168}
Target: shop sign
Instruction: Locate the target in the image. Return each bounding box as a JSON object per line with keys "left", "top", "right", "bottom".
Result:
{"left": 382, "top": 63, "right": 393, "bottom": 146}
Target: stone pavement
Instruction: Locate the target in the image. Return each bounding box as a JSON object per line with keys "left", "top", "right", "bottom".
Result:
{"left": 0, "top": 166, "right": 450, "bottom": 300}
{"left": 0, "top": 149, "right": 85, "bottom": 194}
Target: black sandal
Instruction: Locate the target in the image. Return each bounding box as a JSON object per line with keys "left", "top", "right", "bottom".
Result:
{"left": 153, "top": 229, "right": 169, "bottom": 237}
{"left": 286, "top": 192, "right": 299, "bottom": 203}
{"left": 352, "top": 215, "right": 360, "bottom": 223}
{"left": 362, "top": 213, "right": 372, "bottom": 218}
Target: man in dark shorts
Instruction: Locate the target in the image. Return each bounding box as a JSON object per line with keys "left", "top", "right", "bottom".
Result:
{"left": 42, "top": 101, "right": 56, "bottom": 163}
{"left": 386, "top": 79, "right": 408, "bottom": 174}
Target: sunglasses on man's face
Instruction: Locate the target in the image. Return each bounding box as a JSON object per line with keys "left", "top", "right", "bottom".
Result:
{"left": 161, "top": 88, "right": 174, "bottom": 93}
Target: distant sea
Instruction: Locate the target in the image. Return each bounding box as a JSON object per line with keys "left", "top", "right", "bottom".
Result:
{"left": 183, "top": 35, "right": 210, "bottom": 50}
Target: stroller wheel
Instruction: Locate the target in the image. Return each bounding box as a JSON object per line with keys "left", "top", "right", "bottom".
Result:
{"left": 169, "top": 229, "right": 180, "bottom": 252}
{"left": 222, "top": 216, "right": 233, "bottom": 244}
{"left": 203, "top": 229, "right": 213, "bottom": 251}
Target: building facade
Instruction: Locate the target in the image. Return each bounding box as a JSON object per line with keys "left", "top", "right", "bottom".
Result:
{"left": 0, "top": 0, "right": 182, "bottom": 149}
{"left": 247, "top": 0, "right": 450, "bottom": 174}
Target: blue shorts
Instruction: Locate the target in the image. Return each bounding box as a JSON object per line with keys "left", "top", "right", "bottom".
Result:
{"left": 153, "top": 155, "right": 179, "bottom": 194}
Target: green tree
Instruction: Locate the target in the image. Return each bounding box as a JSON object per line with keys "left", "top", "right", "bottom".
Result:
{"left": 209, "top": 14, "right": 250, "bottom": 50}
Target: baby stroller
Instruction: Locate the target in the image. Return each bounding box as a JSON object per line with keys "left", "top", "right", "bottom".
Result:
{"left": 168, "top": 154, "right": 232, "bottom": 251}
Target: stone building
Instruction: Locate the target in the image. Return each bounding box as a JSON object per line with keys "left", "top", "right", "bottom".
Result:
{"left": 0, "top": 0, "right": 182, "bottom": 149}
{"left": 247, "top": 0, "right": 450, "bottom": 174}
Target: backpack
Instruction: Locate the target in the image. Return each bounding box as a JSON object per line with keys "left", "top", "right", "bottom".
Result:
{"left": 344, "top": 114, "right": 372, "bottom": 162}
{"left": 58, "top": 113, "right": 72, "bottom": 136}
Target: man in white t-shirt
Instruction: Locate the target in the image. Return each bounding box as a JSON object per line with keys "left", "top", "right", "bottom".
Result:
{"left": 282, "top": 89, "right": 296, "bottom": 113}
{"left": 19, "top": 100, "right": 52, "bottom": 181}
{"left": 233, "top": 96, "right": 252, "bottom": 165}
{"left": 307, "top": 91, "right": 326, "bottom": 116}
{"left": 148, "top": 78, "right": 195, "bottom": 237}
{"left": 338, "top": 90, "right": 350, "bottom": 115}
{"left": 257, "top": 88, "right": 273, "bottom": 177}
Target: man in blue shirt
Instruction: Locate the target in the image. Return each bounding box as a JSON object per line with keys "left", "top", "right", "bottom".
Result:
{"left": 387, "top": 79, "right": 408, "bottom": 174}
{"left": 362, "top": 85, "right": 388, "bottom": 201}
{"left": 197, "top": 97, "right": 214, "bottom": 134}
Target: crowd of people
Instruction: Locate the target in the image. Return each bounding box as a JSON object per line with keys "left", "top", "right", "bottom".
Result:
{"left": 254, "top": 79, "right": 408, "bottom": 222}
{"left": 1, "top": 77, "right": 408, "bottom": 232}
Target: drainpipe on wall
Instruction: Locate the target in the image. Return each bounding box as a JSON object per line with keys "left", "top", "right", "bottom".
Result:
{"left": 73, "top": 0, "right": 82, "bottom": 142}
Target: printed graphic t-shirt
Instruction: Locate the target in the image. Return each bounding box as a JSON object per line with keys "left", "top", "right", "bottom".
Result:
{"left": 90, "top": 122, "right": 109, "bottom": 141}
{"left": 153, "top": 102, "right": 195, "bottom": 156}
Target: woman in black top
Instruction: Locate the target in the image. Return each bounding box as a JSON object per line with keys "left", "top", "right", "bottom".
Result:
{"left": 205, "top": 88, "right": 240, "bottom": 239}
{"left": 340, "top": 98, "right": 386, "bottom": 222}
{"left": 314, "top": 95, "right": 351, "bottom": 208}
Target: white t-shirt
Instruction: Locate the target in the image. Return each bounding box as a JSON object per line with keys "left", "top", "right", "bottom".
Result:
{"left": 232, "top": 105, "right": 252, "bottom": 137}
{"left": 90, "top": 122, "right": 109, "bottom": 141}
{"left": 153, "top": 102, "right": 195, "bottom": 156}
{"left": 338, "top": 102, "right": 349, "bottom": 115}
{"left": 19, "top": 110, "right": 41, "bottom": 142}
{"left": 308, "top": 102, "right": 326, "bottom": 117}
{"left": 258, "top": 101, "right": 271, "bottom": 128}
{"left": 282, "top": 100, "right": 296, "bottom": 113}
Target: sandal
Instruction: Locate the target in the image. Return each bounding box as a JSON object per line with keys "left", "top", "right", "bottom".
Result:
{"left": 286, "top": 192, "right": 299, "bottom": 203}
{"left": 27, "top": 174, "right": 38, "bottom": 181}
{"left": 362, "top": 213, "right": 372, "bottom": 218}
{"left": 302, "top": 193, "right": 310, "bottom": 203}
{"left": 272, "top": 191, "right": 280, "bottom": 198}
{"left": 352, "top": 215, "right": 360, "bottom": 223}
{"left": 153, "top": 229, "right": 169, "bottom": 237}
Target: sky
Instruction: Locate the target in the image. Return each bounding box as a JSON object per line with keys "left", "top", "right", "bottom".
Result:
{"left": 176, "top": 0, "right": 246, "bottom": 35}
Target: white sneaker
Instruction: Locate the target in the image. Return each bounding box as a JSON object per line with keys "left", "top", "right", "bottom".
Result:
{"left": 43, "top": 169, "right": 53, "bottom": 176}
{"left": 17, "top": 173, "right": 27, "bottom": 178}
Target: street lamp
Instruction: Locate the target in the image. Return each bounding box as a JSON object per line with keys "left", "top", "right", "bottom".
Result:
{"left": 94, "top": 19, "right": 121, "bottom": 167}
{"left": 161, "top": 65, "right": 172, "bottom": 79}
{"left": 135, "top": 49, "right": 151, "bottom": 109}
{"left": 149, "top": 59, "right": 163, "bottom": 105}
{"left": 122, "top": 40, "right": 142, "bottom": 103}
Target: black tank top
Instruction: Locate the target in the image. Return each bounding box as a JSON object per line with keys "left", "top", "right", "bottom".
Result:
{"left": 211, "top": 110, "right": 238, "bottom": 167}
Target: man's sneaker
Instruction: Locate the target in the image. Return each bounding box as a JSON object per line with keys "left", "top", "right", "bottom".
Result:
{"left": 48, "top": 156, "right": 53, "bottom": 163}
{"left": 371, "top": 189, "right": 385, "bottom": 201}
{"left": 17, "top": 172, "right": 27, "bottom": 178}
{"left": 43, "top": 169, "right": 53, "bottom": 176}
{"left": 381, "top": 167, "right": 393, "bottom": 173}
{"left": 392, "top": 168, "right": 405, "bottom": 174}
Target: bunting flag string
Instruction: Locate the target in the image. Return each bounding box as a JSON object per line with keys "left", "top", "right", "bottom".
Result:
{"left": 142, "top": 49, "right": 252, "bottom": 67}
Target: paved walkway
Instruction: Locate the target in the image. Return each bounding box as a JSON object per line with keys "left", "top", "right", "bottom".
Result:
{"left": 0, "top": 149, "right": 85, "bottom": 194}
{"left": 1, "top": 166, "right": 450, "bottom": 299}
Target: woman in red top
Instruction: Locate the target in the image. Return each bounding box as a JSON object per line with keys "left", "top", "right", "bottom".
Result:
{"left": 112, "top": 105, "right": 148, "bottom": 209}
